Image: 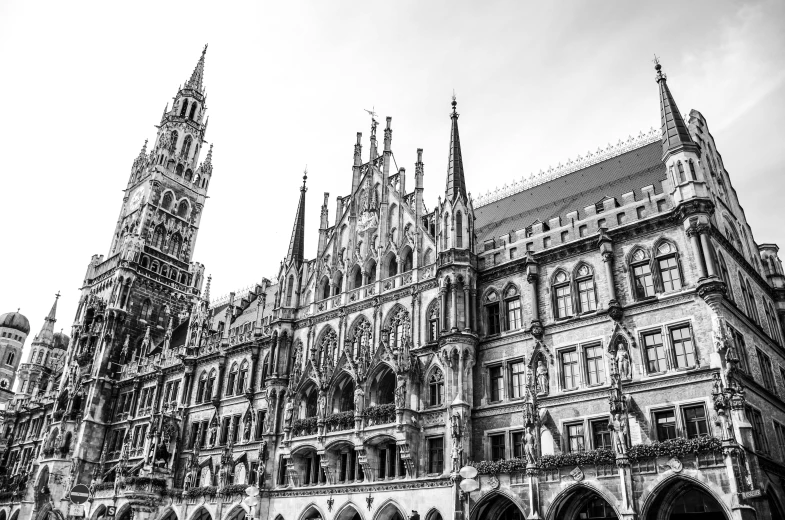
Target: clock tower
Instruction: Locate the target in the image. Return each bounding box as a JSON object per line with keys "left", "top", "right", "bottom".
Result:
{"left": 47, "top": 47, "right": 214, "bottom": 490}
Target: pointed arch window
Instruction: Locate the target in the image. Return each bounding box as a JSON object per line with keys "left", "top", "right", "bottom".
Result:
{"left": 140, "top": 299, "right": 152, "bottom": 321}
{"left": 169, "top": 131, "right": 178, "bottom": 153}
{"left": 169, "top": 234, "right": 182, "bottom": 258}
{"left": 387, "top": 308, "right": 410, "bottom": 352}
{"left": 226, "top": 363, "right": 238, "bottom": 396}
{"left": 504, "top": 285, "right": 522, "bottom": 330}
{"left": 429, "top": 369, "right": 444, "bottom": 406}
{"left": 205, "top": 369, "right": 216, "bottom": 401}
{"left": 746, "top": 280, "right": 760, "bottom": 324}
{"left": 318, "top": 276, "right": 330, "bottom": 301}
{"left": 161, "top": 192, "right": 173, "bottom": 211}
{"left": 655, "top": 242, "right": 682, "bottom": 293}
{"left": 484, "top": 291, "right": 501, "bottom": 336}
{"left": 552, "top": 271, "right": 573, "bottom": 319}
{"left": 456, "top": 211, "right": 463, "bottom": 248}
{"left": 352, "top": 265, "right": 363, "bottom": 289}
{"left": 178, "top": 201, "right": 189, "bottom": 218}
{"left": 181, "top": 135, "right": 193, "bottom": 160}
{"left": 630, "top": 249, "right": 655, "bottom": 299}
{"left": 196, "top": 371, "right": 207, "bottom": 403}
{"left": 188, "top": 103, "right": 197, "bottom": 120}
{"left": 576, "top": 265, "right": 597, "bottom": 313}
{"left": 676, "top": 161, "right": 686, "bottom": 183}
{"left": 349, "top": 318, "right": 371, "bottom": 359}
{"left": 716, "top": 252, "right": 734, "bottom": 302}
{"left": 285, "top": 275, "right": 295, "bottom": 306}
{"left": 427, "top": 305, "right": 440, "bottom": 343}
{"left": 180, "top": 100, "right": 189, "bottom": 117}
{"left": 443, "top": 213, "right": 449, "bottom": 250}
{"left": 688, "top": 159, "right": 698, "bottom": 181}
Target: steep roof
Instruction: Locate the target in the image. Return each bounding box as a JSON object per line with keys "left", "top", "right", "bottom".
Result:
{"left": 656, "top": 62, "right": 698, "bottom": 159}
{"left": 185, "top": 45, "right": 207, "bottom": 92}
{"left": 474, "top": 141, "right": 667, "bottom": 243}
{"left": 286, "top": 171, "right": 308, "bottom": 266}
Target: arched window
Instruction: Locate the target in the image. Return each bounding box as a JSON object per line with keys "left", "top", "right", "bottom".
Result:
{"left": 630, "top": 248, "right": 654, "bottom": 299}
{"left": 401, "top": 248, "right": 413, "bottom": 272}
{"left": 349, "top": 318, "right": 372, "bottom": 359}
{"left": 169, "top": 131, "right": 178, "bottom": 153}
{"left": 35, "top": 350, "right": 43, "bottom": 364}
{"left": 3, "top": 350, "right": 13, "bottom": 367}
{"left": 484, "top": 290, "right": 501, "bottom": 336}
{"left": 140, "top": 299, "right": 152, "bottom": 321}
{"left": 182, "top": 135, "right": 193, "bottom": 159}
{"left": 161, "top": 265, "right": 168, "bottom": 278}
{"left": 205, "top": 369, "right": 216, "bottom": 401}
{"left": 333, "top": 272, "right": 343, "bottom": 295}
{"left": 443, "top": 213, "right": 449, "bottom": 250}
{"left": 366, "top": 260, "right": 377, "bottom": 284}
{"left": 456, "top": 211, "right": 463, "bottom": 248}
{"left": 575, "top": 264, "right": 596, "bottom": 312}
{"left": 188, "top": 103, "right": 197, "bottom": 120}
{"left": 176, "top": 163, "right": 184, "bottom": 177}
{"left": 180, "top": 100, "right": 189, "bottom": 117}
{"left": 226, "top": 363, "right": 238, "bottom": 396}
{"left": 169, "top": 234, "right": 182, "bottom": 258}
{"left": 429, "top": 369, "right": 444, "bottom": 406}
{"left": 386, "top": 254, "right": 398, "bottom": 278}
{"left": 185, "top": 169, "right": 193, "bottom": 182}
{"left": 552, "top": 271, "right": 573, "bottom": 319}
{"left": 319, "top": 276, "right": 330, "bottom": 301}
{"left": 655, "top": 242, "right": 682, "bottom": 292}
{"left": 352, "top": 266, "right": 363, "bottom": 289}
{"left": 504, "top": 285, "right": 521, "bottom": 330}
{"left": 178, "top": 200, "right": 189, "bottom": 218}
{"left": 237, "top": 360, "right": 249, "bottom": 394}
{"left": 161, "top": 192, "right": 173, "bottom": 211}
{"left": 746, "top": 280, "right": 760, "bottom": 324}
{"left": 387, "top": 308, "right": 410, "bottom": 352}
{"left": 285, "top": 275, "right": 295, "bottom": 306}
{"left": 423, "top": 248, "right": 433, "bottom": 265}
{"left": 376, "top": 370, "right": 396, "bottom": 405}
{"left": 688, "top": 159, "right": 698, "bottom": 181}
{"left": 196, "top": 371, "right": 207, "bottom": 403}
{"left": 427, "top": 304, "right": 439, "bottom": 342}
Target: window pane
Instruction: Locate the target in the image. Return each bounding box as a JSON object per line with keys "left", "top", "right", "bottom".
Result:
{"left": 490, "top": 434, "right": 506, "bottom": 461}
{"left": 556, "top": 285, "right": 573, "bottom": 318}
{"left": 506, "top": 299, "right": 522, "bottom": 330}
{"left": 510, "top": 362, "right": 525, "bottom": 399}
{"left": 567, "top": 423, "right": 585, "bottom": 452}
{"left": 512, "top": 432, "right": 524, "bottom": 458}
{"left": 429, "top": 438, "right": 444, "bottom": 473}
{"left": 561, "top": 350, "right": 579, "bottom": 389}
{"left": 487, "top": 304, "right": 500, "bottom": 335}
{"left": 633, "top": 263, "right": 655, "bottom": 298}
{"left": 578, "top": 279, "right": 596, "bottom": 312}
{"left": 658, "top": 256, "right": 682, "bottom": 292}
{"left": 490, "top": 366, "right": 503, "bottom": 401}
{"left": 671, "top": 326, "right": 696, "bottom": 368}
{"left": 591, "top": 420, "right": 611, "bottom": 449}
{"left": 585, "top": 345, "right": 605, "bottom": 385}
{"left": 683, "top": 405, "right": 708, "bottom": 438}
{"left": 655, "top": 410, "right": 676, "bottom": 440}
{"left": 643, "top": 331, "right": 666, "bottom": 373}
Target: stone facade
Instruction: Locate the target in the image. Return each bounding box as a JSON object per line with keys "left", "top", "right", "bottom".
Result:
{"left": 1, "top": 52, "right": 784, "bottom": 520}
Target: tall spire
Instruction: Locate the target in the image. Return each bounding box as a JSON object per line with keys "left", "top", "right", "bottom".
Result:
{"left": 185, "top": 44, "right": 208, "bottom": 92}
{"left": 445, "top": 94, "right": 468, "bottom": 203}
{"left": 36, "top": 291, "right": 60, "bottom": 345}
{"left": 655, "top": 58, "right": 698, "bottom": 160}
{"left": 286, "top": 168, "right": 308, "bottom": 266}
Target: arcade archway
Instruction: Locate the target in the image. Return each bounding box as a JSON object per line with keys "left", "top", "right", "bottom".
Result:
{"left": 548, "top": 486, "right": 618, "bottom": 520}
{"left": 473, "top": 493, "right": 524, "bottom": 520}
{"left": 643, "top": 479, "right": 728, "bottom": 520}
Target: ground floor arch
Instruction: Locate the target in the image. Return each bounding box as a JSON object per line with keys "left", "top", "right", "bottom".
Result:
{"left": 473, "top": 491, "right": 525, "bottom": 520}
{"left": 224, "top": 505, "right": 248, "bottom": 520}
{"left": 299, "top": 504, "right": 325, "bottom": 520}
{"left": 335, "top": 503, "right": 364, "bottom": 520}
{"left": 373, "top": 501, "right": 406, "bottom": 520}
{"left": 547, "top": 485, "right": 619, "bottom": 520}
{"left": 642, "top": 477, "right": 729, "bottom": 520}
{"left": 189, "top": 507, "right": 213, "bottom": 520}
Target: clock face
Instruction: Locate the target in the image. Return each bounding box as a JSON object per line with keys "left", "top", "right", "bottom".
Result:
{"left": 130, "top": 187, "right": 145, "bottom": 210}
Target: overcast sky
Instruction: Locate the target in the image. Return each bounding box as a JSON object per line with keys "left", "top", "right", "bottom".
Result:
{"left": 1, "top": 0, "right": 783, "bottom": 351}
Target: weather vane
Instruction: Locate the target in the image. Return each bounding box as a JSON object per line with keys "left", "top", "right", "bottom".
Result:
{"left": 364, "top": 106, "right": 378, "bottom": 124}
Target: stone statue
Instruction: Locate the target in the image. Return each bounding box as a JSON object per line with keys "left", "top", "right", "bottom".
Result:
{"left": 394, "top": 379, "right": 407, "bottom": 409}
{"left": 354, "top": 386, "right": 364, "bottom": 413}
{"left": 524, "top": 426, "right": 537, "bottom": 464}
{"left": 536, "top": 360, "right": 549, "bottom": 395}
{"left": 451, "top": 443, "right": 460, "bottom": 472}
{"left": 284, "top": 400, "right": 294, "bottom": 428}
{"left": 451, "top": 412, "right": 462, "bottom": 441}
{"left": 209, "top": 421, "right": 218, "bottom": 446}
{"left": 263, "top": 409, "right": 272, "bottom": 433}
{"left": 244, "top": 419, "right": 252, "bottom": 441}
{"left": 609, "top": 414, "right": 627, "bottom": 455}
{"left": 317, "top": 392, "right": 327, "bottom": 420}
{"left": 616, "top": 343, "right": 632, "bottom": 379}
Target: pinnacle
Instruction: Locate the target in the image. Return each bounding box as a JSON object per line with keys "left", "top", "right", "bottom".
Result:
{"left": 185, "top": 44, "right": 208, "bottom": 92}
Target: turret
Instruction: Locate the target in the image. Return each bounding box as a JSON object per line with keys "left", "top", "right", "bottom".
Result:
{"left": 318, "top": 192, "right": 330, "bottom": 258}
{"left": 351, "top": 132, "right": 363, "bottom": 201}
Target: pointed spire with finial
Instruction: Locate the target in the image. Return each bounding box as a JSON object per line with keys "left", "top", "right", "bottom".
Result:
{"left": 286, "top": 168, "right": 308, "bottom": 266}
{"left": 185, "top": 44, "right": 208, "bottom": 92}
{"left": 654, "top": 57, "right": 698, "bottom": 161}
{"left": 35, "top": 291, "right": 60, "bottom": 346}
{"left": 204, "top": 275, "right": 212, "bottom": 302}
{"left": 445, "top": 93, "right": 468, "bottom": 203}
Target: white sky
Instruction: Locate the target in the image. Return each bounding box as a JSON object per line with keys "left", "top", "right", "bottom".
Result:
{"left": 1, "top": 0, "right": 784, "bottom": 352}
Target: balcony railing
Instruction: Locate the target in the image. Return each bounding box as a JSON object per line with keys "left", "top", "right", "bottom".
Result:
{"left": 364, "top": 404, "right": 396, "bottom": 426}
{"left": 324, "top": 411, "right": 355, "bottom": 432}
{"left": 291, "top": 417, "right": 318, "bottom": 437}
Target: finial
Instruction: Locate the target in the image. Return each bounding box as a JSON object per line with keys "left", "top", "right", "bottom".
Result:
{"left": 302, "top": 166, "right": 308, "bottom": 189}
{"left": 55, "top": 291, "right": 61, "bottom": 301}
{"left": 451, "top": 90, "right": 457, "bottom": 113}
{"left": 141, "top": 139, "right": 148, "bottom": 154}
{"left": 204, "top": 275, "right": 212, "bottom": 301}
{"left": 653, "top": 55, "right": 666, "bottom": 82}
{"left": 202, "top": 43, "right": 208, "bottom": 56}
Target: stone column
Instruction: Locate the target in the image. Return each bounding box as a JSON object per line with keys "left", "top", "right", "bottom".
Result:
{"left": 451, "top": 283, "right": 458, "bottom": 332}
{"left": 463, "top": 283, "right": 470, "bottom": 332}
{"left": 699, "top": 226, "right": 717, "bottom": 277}
{"left": 440, "top": 288, "right": 447, "bottom": 332}
{"left": 602, "top": 252, "right": 617, "bottom": 302}
{"left": 687, "top": 226, "right": 708, "bottom": 279}
{"left": 527, "top": 273, "right": 539, "bottom": 322}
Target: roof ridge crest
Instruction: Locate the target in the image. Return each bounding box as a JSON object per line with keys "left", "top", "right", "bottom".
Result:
{"left": 473, "top": 127, "right": 662, "bottom": 208}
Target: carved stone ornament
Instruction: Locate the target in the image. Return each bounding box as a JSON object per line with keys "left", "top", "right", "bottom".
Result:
{"left": 667, "top": 457, "right": 683, "bottom": 473}
{"left": 570, "top": 466, "right": 584, "bottom": 482}
{"left": 488, "top": 475, "right": 500, "bottom": 489}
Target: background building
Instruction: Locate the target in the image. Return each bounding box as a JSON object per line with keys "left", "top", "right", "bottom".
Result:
{"left": 0, "top": 51, "right": 784, "bottom": 520}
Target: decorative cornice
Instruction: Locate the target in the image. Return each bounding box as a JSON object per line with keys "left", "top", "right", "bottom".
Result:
{"left": 268, "top": 478, "right": 452, "bottom": 497}
{"left": 473, "top": 128, "right": 661, "bottom": 208}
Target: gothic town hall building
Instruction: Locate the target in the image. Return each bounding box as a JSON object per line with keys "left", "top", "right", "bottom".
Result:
{"left": 2, "top": 49, "right": 785, "bottom": 520}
